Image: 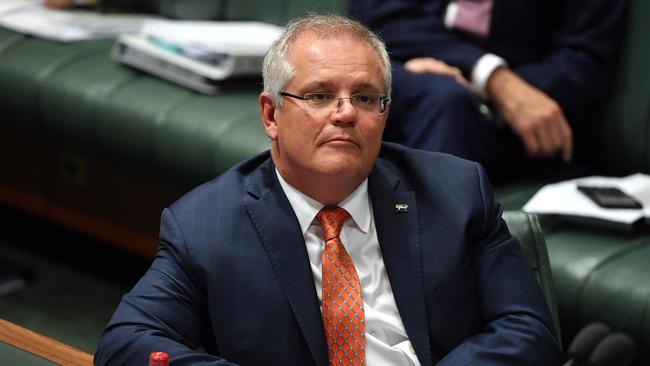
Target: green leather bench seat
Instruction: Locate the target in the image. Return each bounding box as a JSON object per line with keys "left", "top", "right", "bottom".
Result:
{"left": 0, "top": 27, "right": 269, "bottom": 255}
{"left": 497, "top": 186, "right": 650, "bottom": 363}
{"left": 0, "top": 31, "right": 118, "bottom": 223}
{"left": 543, "top": 222, "right": 650, "bottom": 361}
{"left": 41, "top": 53, "right": 267, "bottom": 184}
{"left": 0, "top": 28, "right": 25, "bottom": 57}
{"left": 0, "top": 35, "right": 113, "bottom": 130}
{"left": 502, "top": 211, "right": 561, "bottom": 343}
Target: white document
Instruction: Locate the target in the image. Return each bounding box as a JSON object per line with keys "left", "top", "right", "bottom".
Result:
{"left": 140, "top": 19, "right": 282, "bottom": 56}
{"left": 111, "top": 20, "right": 281, "bottom": 93}
{"left": 523, "top": 173, "right": 650, "bottom": 225}
{"left": 0, "top": 3, "right": 150, "bottom": 42}
{"left": 113, "top": 33, "right": 226, "bottom": 94}
{"left": 0, "top": 0, "right": 37, "bottom": 16}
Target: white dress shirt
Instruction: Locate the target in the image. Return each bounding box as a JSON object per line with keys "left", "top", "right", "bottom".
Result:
{"left": 276, "top": 170, "right": 421, "bottom": 366}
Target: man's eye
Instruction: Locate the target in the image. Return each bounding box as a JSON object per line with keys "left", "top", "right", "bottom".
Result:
{"left": 354, "top": 95, "right": 374, "bottom": 104}
{"left": 308, "top": 93, "right": 334, "bottom": 102}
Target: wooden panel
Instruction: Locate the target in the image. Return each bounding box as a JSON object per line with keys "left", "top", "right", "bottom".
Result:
{"left": 0, "top": 127, "right": 190, "bottom": 257}
{"left": 48, "top": 145, "right": 189, "bottom": 257}
{"left": 0, "top": 127, "right": 48, "bottom": 204}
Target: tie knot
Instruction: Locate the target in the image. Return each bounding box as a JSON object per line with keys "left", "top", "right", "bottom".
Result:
{"left": 316, "top": 206, "right": 350, "bottom": 242}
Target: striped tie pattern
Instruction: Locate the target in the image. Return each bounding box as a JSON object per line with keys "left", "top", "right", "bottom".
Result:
{"left": 317, "top": 206, "right": 365, "bottom": 366}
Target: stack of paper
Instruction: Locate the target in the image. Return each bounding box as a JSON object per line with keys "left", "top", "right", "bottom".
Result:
{"left": 0, "top": 2, "right": 148, "bottom": 42}
{"left": 112, "top": 20, "right": 282, "bottom": 94}
{"left": 141, "top": 20, "right": 282, "bottom": 60}
{"left": 523, "top": 173, "right": 650, "bottom": 227}
{"left": 0, "top": 0, "right": 35, "bottom": 16}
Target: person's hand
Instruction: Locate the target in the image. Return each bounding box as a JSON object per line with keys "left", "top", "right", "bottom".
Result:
{"left": 404, "top": 57, "right": 471, "bottom": 89}
{"left": 487, "top": 67, "right": 573, "bottom": 162}
{"left": 43, "top": 0, "right": 75, "bottom": 9}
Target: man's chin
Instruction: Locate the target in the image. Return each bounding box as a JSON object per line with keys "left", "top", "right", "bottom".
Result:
{"left": 315, "top": 158, "right": 367, "bottom": 178}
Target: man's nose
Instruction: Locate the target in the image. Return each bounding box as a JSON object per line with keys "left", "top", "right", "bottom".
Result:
{"left": 336, "top": 97, "right": 357, "bottom": 112}
{"left": 332, "top": 97, "right": 357, "bottom": 122}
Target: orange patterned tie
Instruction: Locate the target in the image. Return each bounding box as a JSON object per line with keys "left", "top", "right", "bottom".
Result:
{"left": 316, "top": 206, "right": 365, "bottom": 366}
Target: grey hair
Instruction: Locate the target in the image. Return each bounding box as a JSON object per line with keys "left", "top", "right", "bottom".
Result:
{"left": 262, "top": 14, "right": 392, "bottom": 107}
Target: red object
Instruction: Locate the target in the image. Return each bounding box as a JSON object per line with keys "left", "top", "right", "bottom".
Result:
{"left": 149, "top": 352, "right": 169, "bottom": 366}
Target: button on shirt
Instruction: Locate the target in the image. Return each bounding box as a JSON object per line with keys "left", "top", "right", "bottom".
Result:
{"left": 276, "top": 171, "right": 421, "bottom": 366}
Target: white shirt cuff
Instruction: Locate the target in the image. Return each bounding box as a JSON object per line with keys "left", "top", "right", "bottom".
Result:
{"left": 471, "top": 53, "right": 507, "bottom": 99}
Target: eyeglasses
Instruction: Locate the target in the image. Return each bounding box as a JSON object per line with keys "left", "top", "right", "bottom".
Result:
{"left": 279, "top": 91, "right": 390, "bottom": 114}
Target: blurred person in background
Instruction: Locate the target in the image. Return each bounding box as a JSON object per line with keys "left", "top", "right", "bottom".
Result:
{"left": 349, "top": 0, "right": 627, "bottom": 183}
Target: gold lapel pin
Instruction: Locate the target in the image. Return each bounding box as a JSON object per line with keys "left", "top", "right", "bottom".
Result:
{"left": 394, "top": 203, "right": 409, "bottom": 213}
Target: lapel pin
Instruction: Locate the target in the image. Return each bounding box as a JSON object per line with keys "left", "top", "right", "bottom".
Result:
{"left": 394, "top": 203, "right": 409, "bottom": 213}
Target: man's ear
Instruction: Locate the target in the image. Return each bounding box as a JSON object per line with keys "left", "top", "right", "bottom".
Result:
{"left": 383, "top": 100, "right": 391, "bottom": 121}
{"left": 259, "top": 92, "right": 278, "bottom": 141}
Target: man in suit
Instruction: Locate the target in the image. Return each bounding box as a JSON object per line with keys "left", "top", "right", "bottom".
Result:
{"left": 94, "top": 14, "right": 562, "bottom": 365}
{"left": 349, "top": 0, "right": 627, "bottom": 182}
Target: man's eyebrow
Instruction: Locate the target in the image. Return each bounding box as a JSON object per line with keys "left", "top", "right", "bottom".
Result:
{"left": 300, "top": 81, "right": 336, "bottom": 91}
{"left": 299, "top": 81, "right": 383, "bottom": 92}
{"left": 354, "top": 82, "right": 383, "bottom": 92}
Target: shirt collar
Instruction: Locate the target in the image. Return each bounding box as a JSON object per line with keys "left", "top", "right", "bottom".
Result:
{"left": 275, "top": 169, "right": 371, "bottom": 235}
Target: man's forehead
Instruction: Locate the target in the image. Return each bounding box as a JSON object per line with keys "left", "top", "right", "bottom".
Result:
{"left": 289, "top": 29, "right": 373, "bottom": 57}
{"left": 288, "top": 32, "right": 381, "bottom": 69}
{"left": 293, "top": 27, "right": 355, "bottom": 41}
{"left": 299, "top": 79, "right": 384, "bottom": 92}
{"left": 284, "top": 30, "right": 385, "bottom": 90}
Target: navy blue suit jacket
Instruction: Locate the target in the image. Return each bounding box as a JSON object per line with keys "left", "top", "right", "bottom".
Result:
{"left": 349, "top": 0, "right": 627, "bottom": 127}
{"left": 95, "top": 143, "right": 561, "bottom": 365}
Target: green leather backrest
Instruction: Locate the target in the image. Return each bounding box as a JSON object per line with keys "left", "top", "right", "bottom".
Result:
{"left": 151, "top": 0, "right": 345, "bottom": 24}
{"left": 502, "top": 211, "right": 562, "bottom": 344}
{"left": 154, "top": 0, "right": 224, "bottom": 20}
{"left": 544, "top": 224, "right": 650, "bottom": 362}
{"left": 600, "top": 0, "right": 650, "bottom": 173}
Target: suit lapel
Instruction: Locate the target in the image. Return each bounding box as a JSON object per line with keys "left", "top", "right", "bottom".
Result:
{"left": 369, "top": 162, "right": 435, "bottom": 365}
{"left": 243, "top": 159, "right": 328, "bottom": 366}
